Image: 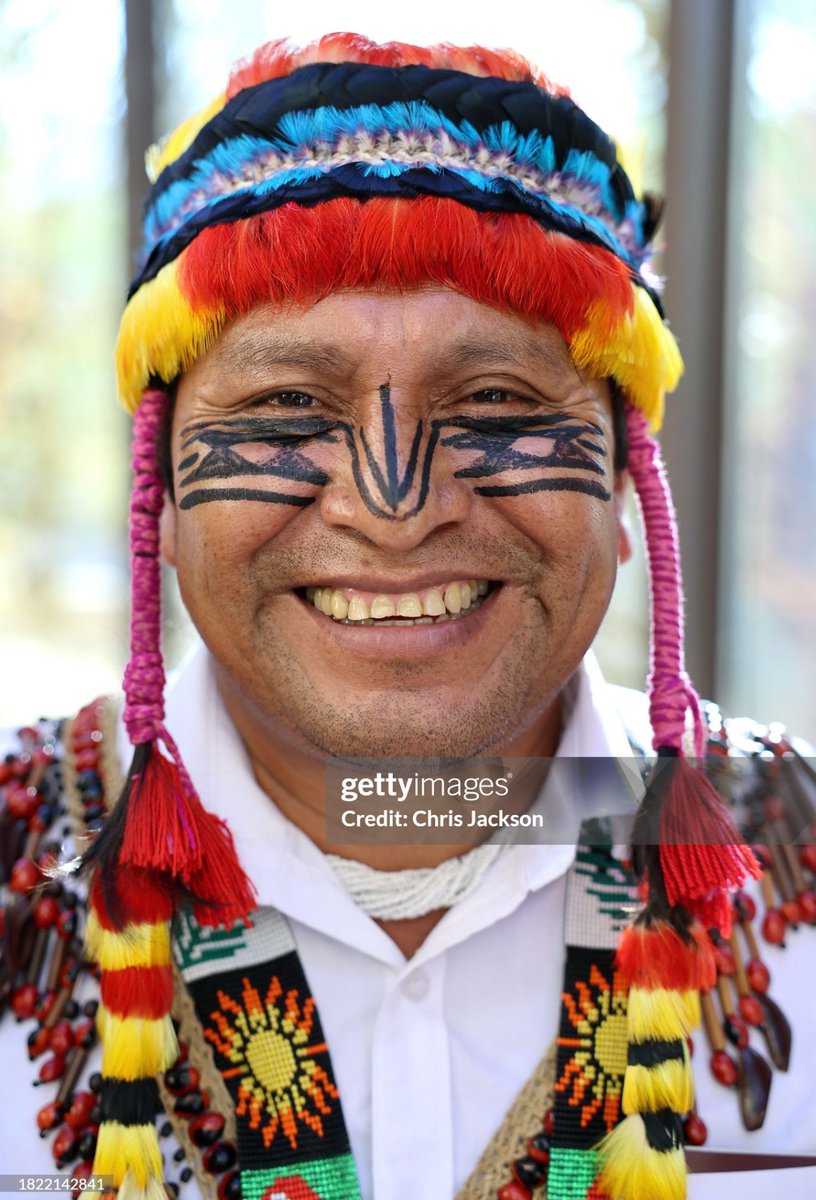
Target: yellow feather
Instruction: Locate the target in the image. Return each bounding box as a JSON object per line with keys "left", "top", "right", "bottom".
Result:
{"left": 94, "top": 1122, "right": 162, "bottom": 1189}
{"left": 571, "top": 285, "right": 684, "bottom": 431}
{"left": 598, "top": 1113, "right": 687, "bottom": 1200}
{"left": 628, "top": 987, "right": 701, "bottom": 1042}
{"left": 622, "top": 1052, "right": 694, "bottom": 1115}
{"left": 118, "top": 1172, "right": 168, "bottom": 1200}
{"left": 85, "top": 913, "right": 171, "bottom": 971}
{"left": 146, "top": 91, "right": 227, "bottom": 183}
{"left": 98, "top": 1008, "right": 178, "bottom": 1079}
{"left": 116, "top": 259, "right": 225, "bottom": 413}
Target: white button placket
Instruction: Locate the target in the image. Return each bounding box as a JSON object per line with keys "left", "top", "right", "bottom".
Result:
{"left": 370, "top": 956, "right": 453, "bottom": 1200}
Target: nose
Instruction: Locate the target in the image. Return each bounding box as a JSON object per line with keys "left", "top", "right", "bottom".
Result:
{"left": 318, "top": 386, "right": 472, "bottom": 551}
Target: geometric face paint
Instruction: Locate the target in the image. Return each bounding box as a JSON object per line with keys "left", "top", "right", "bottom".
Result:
{"left": 177, "top": 383, "right": 610, "bottom": 515}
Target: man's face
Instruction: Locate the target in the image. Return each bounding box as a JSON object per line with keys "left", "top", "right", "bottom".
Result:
{"left": 161, "top": 288, "right": 629, "bottom": 759}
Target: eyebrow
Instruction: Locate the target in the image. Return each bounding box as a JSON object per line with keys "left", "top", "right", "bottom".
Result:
{"left": 427, "top": 333, "right": 575, "bottom": 381}
{"left": 213, "top": 331, "right": 357, "bottom": 378}
{"left": 209, "top": 326, "right": 575, "bottom": 383}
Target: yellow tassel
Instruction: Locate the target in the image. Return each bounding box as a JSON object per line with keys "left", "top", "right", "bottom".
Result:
{"left": 98, "top": 1008, "right": 178, "bottom": 1079}
{"left": 119, "top": 1175, "right": 168, "bottom": 1200}
{"left": 622, "top": 1052, "right": 694, "bottom": 1115}
{"left": 572, "top": 285, "right": 684, "bottom": 431}
{"left": 85, "top": 914, "right": 171, "bottom": 971}
{"left": 94, "top": 1121, "right": 162, "bottom": 1189}
{"left": 116, "top": 260, "right": 225, "bottom": 413}
{"left": 145, "top": 91, "right": 227, "bottom": 182}
{"left": 598, "top": 1113, "right": 686, "bottom": 1200}
{"left": 627, "top": 987, "right": 700, "bottom": 1042}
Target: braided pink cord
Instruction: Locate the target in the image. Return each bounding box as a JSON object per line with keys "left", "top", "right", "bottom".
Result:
{"left": 123, "top": 389, "right": 178, "bottom": 751}
{"left": 626, "top": 405, "right": 706, "bottom": 757}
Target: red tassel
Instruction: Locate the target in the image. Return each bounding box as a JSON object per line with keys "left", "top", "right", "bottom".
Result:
{"left": 120, "top": 743, "right": 256, "bottom": 929}
{"left": 616, "top": 921, "right": 716, "bottom": 992}
{"left": 655, "top": 757, "right": 760, "bottom": 908}
{"left": 686, "top": 890, "right": 733, "bottom": 938}
{"left": 188, "top": 810, "right": 256, "bottom": 929}
{"left": 120, "top": 746, "right": 204, "bottom": 879}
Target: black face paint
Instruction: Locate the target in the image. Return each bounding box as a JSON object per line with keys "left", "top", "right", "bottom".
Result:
{"left": 177, "top": 417, "right": 336, "bottom": 510}
{"left": 358, "top": 384, "right": 424, "bottom": 512}
{"left": 441, "top": 413, "right": 611, "bottom": 502}
{"left": 176, "top": 406, "right": 610, "bottom": 513}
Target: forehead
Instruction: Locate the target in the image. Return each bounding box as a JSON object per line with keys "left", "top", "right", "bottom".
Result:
{"left": 182, "top": 288, "right": 583, "bottom": 390}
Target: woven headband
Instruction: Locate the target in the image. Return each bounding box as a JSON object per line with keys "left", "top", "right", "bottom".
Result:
{"left": 135, "top": 61, "right": 661, "bottom": 295}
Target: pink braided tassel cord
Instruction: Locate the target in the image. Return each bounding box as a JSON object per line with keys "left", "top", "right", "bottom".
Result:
{"left": 123, "top": 388, "right": 168, "bottom": 746}
{"left": 625, "top": 406, "right": 705, "bottom": 756}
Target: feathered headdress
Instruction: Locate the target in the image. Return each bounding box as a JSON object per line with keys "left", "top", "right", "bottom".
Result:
{"left": 86, "top": 33, "right": 758, "bottom": 1200}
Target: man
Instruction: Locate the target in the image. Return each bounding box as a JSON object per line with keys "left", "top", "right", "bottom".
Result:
{"left": 2, "top": 32, "right": 816, "bottom": 1200}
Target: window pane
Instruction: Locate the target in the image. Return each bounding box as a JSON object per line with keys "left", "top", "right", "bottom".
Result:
{"left": 720, "top": 0, "right": 816, "bottom": 733}
{"left": 0, "top": 0, "right": 127, "bottom": 723}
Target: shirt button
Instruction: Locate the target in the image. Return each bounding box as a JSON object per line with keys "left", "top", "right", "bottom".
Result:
{"left": 403, "top": 969, "right": 430, "bottom": 1001}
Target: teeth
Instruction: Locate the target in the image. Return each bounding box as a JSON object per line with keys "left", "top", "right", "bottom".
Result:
{"left": 330, "top": 591, "right": 349, "bottom": 620}
{"left": 306, "top": 580, "right": 492, "bottom": 623}
{"left": 347, "top": 596, "right": 370, "bottom": 621}
{"left": 423, "top": 589, "right": 446, "bottom": 617}
{"left": 397, "top": 593, "right": 422, "bottom": 618}
{"left": 443, "top": 583, "right": 462, "bottom": 614}
{"left": 371, "top": 595, "right": 396, "bottom": 619}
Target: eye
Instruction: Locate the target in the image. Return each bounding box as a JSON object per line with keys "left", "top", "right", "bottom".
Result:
{"left": 266, "top": 391, "right": 317, "bottom": 408}
{"left": 470, "top": 388, "right": 513, "bottom": 404}
{"left": 466, "top": 388, "right": 539, "bottom": 408}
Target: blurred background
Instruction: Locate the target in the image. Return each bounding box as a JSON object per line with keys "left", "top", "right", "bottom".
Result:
{"left": 0, "top": 0, "right": 814, "bottom": 733}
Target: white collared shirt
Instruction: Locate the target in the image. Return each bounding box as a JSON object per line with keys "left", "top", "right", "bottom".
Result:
{"left": 2, "top": 645, "right": 815, "bottom": 1197}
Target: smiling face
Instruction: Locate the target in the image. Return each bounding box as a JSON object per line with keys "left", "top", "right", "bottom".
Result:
{"left": 160, "top": 288, "right": 629, "bottom": 760}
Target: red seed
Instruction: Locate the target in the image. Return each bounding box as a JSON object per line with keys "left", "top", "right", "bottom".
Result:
{"left": 800, "top": 845, "right": 816, "bottom": 873}
{"left": 762, "top": 908, "right": 787, "bottom": 945}
{"left": 34, "top": 896, "right": 61, "bottom": 929}
{"left": 51, "top": 1124, "right": 78, "bottom": 1164}
{"left": 713, "top": 943, "right": 735, "bottom": 975}
{"left": 9, "top": 858, "right": 40, "bottom": 893}
{"left": 711, "top": 1049, "right": 739, "bottom": 1087}
{"left": 739, "top": 994, "right": 764, "bottom": 1026}
{"left": 73, "top": 1019, "right": 96, "bottom": 1049}
{"left": 734, "top": 891, "right": 757, "bottom": 922}
{"left": 38, "top": 1055, "right": 66, "bottom": 1084}
{"left": 65, "top": 1092, "right": 96, "bottom": 1131}
{"left": 797, "top": 890, "right": 816, "bottom": 925}
{"left": 28, "top": 1026, "right": 51, "bottom": 1060}
{"left": 725, "top": 1014, "right": 749, "bottom": 1049}
{"left": 11, "top": 983, "right": 39, "bottom": 1020}
{"left": 498, "top": 1183, "right": 532, "bottom": 1200}
{"left": 36, "top": 1101, "right": 63, "bottom": 1132}
{"left": 752, "top": 844, "right": 772, "bottom": 869}
{"left": 782, "top": 899, "right": 801, "bottom": 928}
{"left": 6, "top": 785, "right": 40, "bottom": 820}
{"left": 746, "top": 958, "right": 771, "bottom": 993}
{"left": 683, "top": 1113, "right": 708, "bottom": 1146}
{"left": 189, "top": 1111, "right": 225, "bottom": 1147}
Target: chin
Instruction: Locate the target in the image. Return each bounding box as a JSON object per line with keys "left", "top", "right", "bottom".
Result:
{"left": 275, "top": 690, "right": 523, "bottom": 763}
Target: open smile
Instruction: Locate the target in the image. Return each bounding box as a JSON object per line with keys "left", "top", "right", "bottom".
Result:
{"left": 300, "top": 579, "right": 494, "bottom": 625}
